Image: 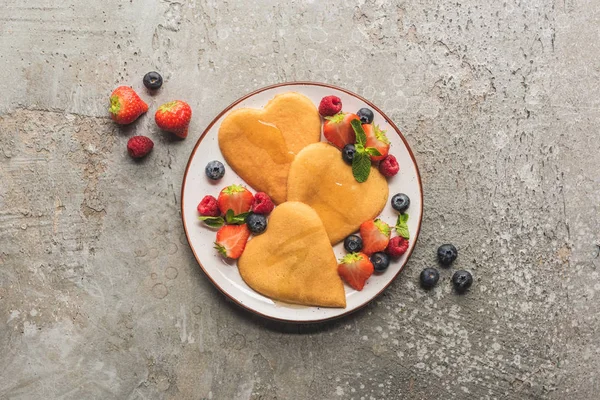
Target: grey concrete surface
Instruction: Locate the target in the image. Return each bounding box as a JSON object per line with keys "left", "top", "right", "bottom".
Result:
{"left": 1, "top": 0, "right": 599, "bottom": 399}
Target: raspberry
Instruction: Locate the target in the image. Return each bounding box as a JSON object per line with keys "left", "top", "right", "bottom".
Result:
{"left": 379, "top": 154, "right": 399, "bottom": 177}
{"left": 251, "top": 192, "right": 275, "bottom": 214}
{"left": 127, "top": 135, "right": 154, "bottom": 158}
{"left": 386, "top": 236, "right": 409, "bottom": 258}
{"left": 197, "top": 195, "right": 220, "bottom": 217}
{"left": 318, "top": 95, "right": 342, "bottom": 117}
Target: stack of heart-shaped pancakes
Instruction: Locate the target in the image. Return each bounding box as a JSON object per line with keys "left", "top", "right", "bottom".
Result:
{"left": 218, "top": 92, "right": 389, "bottom": 307}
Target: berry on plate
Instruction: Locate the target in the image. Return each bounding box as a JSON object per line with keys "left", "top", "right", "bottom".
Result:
{"left": 360, "top": 219, "right": 391, "bottom": 255}
{"left": 217, "top": 184, "right": 254, "bottom": 215}
{"left": 318, "top": 95, "right": 342, "bottom": 117}
{"left": 197, "top": 195, "right": 220, "bottom": 217}
{"left": 379, "top": 154, "right": 399, "bottom": 177}
{"left": 357, "top": 108, "right": 374, "bottom": 124}
{"left": 363, "top": 123, "right": 390, "bottom": 161}
{"left": 143, "top": 71, "right": 163, "bottom": 90}
{"left": 437, "top": 244, "right": 458, "bottom": 266}
{"left": 452, "top": 270, "right": 473, "bottom": 293}
{"left": 420, "top": 268, "right": 439, "bottom": 289}
{"left": 108, "top": 86, "right": 148, "bottom": 124}
{"left": 386, "top": 236, "right": 409, "bottom": 258}
{"left": 323, "top": 112, "right": 360, "bottom": 149}
{"left": 155, "top": 100, "right": 192, "bottom": 138}
{"left": 127, "top": 135, "right": 154, "bottom": 158}
{"left": 370, "top": 252, "right": 390, "bottom": 272}
{"left": 205, "top": 160, "right": 225, "bottom": 180}
{"left": 391, "top": 193, "right": 410, "bottom": 213}
{"left": 344, "top": 234, "right": 363, "bottom": 253}
{"left": 246, "top": 213, "right": 268, "bottom": 235}
{"left": 342, "top": 144, "right": 356, "bottom": 164}
{"left": 251, "top": 192, "right": 275, "bottom": 214}
{"left": 337, "top": 252, "right": 374, "bottom": 291}
{"left": 214, "top": 224, "right": 250, "bottom": 259}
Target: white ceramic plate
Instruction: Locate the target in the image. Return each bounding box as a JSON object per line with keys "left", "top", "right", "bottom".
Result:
{"left": 181, "top": 82, "right": 423, "bottom": 323}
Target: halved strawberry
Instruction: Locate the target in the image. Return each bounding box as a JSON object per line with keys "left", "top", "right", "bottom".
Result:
{"left": 323, "top": 112, "right": 360, "bottom": 149}
{"left": 337, "top": 252, "right": 374, "bottom": 291}
{"left": 214, "top": 224, "right": 250, "bottom": 259}
{"left": 363, "top": 124, "right": 390, "bottom": 161}
{"left": 360, "top": 219, "right": 391, "bottom": 255}
{"left": 217, "top": 184, "right": 254, "bottom": 215}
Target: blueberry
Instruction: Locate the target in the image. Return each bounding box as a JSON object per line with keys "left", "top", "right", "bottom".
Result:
{"left": 357, "top": 108, "right": 374, "bottom": 124}
{"left": 143, "top": 71, "right": 163, "bottom": 90}
{"left": 370, "top": 252, "right": 390, "bottom": 272}
{"left": 342, "top": 144, "right": 356, "bottom": 164}
{"left": 205, "top": 160, "right": 225, "bottom": 180}
{"left": 391, "top": 193, "right": 410, "bottom": 213}
{"left": 437, "top": 244, "right": 458, "bottom": 266}
{"left": 344, "top": 234, "right": 363, "bottom": 253}
{"left": 419, "top": 268, "right": 439, "bottom": 289}
{"left": 246, "top": 213, "right": 267, "bottom": 235}
{"left": 452, "top": 270, "right": 473, "bottom": 293}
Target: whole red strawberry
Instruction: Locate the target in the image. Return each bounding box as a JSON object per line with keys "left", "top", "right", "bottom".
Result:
{"left": 318, "top": 95, "right": 342, "bottom": 117}
{"left": 251, "top": 192, "right": 275, "bottom": 214}
{"left": 127, "top": 135, "right": 154, "bottom": 158}
{"left": 337, "top": 252, "right": 374, "bottom": 291}
{"left": 217, "top": 184, "right": 254, "bottom": 215}
{"left": 155, "top": 100, "right": 192, "bottom": 138}
{"left": 323, "top": 112, "right": 361, "bottom": 149}
{"left": 379, "top": 154, "right": 399, "bottom": 177}
{"left": 109, "top": 86, "right": 148, "bottom": 124}
{"left": 197, "top": 195, "right": 220, "bottom": 217}
{"left": 386, "top": 236, "right": 409, "bottom": 258}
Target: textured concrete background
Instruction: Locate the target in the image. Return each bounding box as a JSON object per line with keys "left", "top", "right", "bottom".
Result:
{"left": 1, "top": 0, "right": 599, "bottom": 399}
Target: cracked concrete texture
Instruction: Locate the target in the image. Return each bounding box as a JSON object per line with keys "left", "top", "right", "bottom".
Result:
{"left": 1, "top": 0, "right": 599, "bottom": 398}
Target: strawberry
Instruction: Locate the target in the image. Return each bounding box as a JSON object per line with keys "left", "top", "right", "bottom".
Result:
{"left": 108, "top": 86, "right": 148, "bottom": 124}
{"left": 323, "top": 112, "right": 360, "bottom": 149}
{"left": 363, "top": 124, "right": 390, "bottom": 161}
{"left": 337, "top": 252, "right": 374, "bottom": 291}
{"left": 155, "top": 100, "right": 192, "bottom": 138}
{"left": 360, "top": 219, "right": 391, "bottom": 255}
{"left": 217, "top": 184, "right": 254, "bottom": 215}
{"left": 214, "top": 224, "right": 250, "bottom": 259}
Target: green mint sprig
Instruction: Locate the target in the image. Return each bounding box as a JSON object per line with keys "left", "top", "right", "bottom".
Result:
{"left": 350, "top": 119, "right": 381, "bottom": 182}
{"left": 199, "top": 210, "right": 249, "bottom": 228}
{"left": 395, "top": 213, "right": 410, "bottom": 239}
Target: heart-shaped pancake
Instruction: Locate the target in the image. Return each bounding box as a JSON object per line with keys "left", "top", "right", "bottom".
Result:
{"left": 287, "top": 142, "right": 389, "bottom": 244}
{"left": 238, "top": 201, "right": 346, "bottom": 308}
{"left": 218, "top": 92, "right": 321, "bottom": 204}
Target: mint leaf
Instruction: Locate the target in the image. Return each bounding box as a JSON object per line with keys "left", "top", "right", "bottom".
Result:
{"left": 224, "top": 210, "right": 249, "bottom": 225}
{"left": 352, "top": 151, "right": 371, "bottom": 183}
{"left": 351, "top": 119, "right": 367, "bottom": 146}
{"left": 365, "top": 147, "right": 382, "bottom": 157}
{"left": 395, "top": 213, "right": 410, "bottom": 239}
{"left": 198, "top": 216, "right": 224, "bottom": 228}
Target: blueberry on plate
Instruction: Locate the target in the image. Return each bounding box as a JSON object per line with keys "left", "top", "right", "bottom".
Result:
{"left": 205, "top": 160, "right": 225, "bottom": 180}
{"left": 452, "top": 270, "right": 473, "bottom": 293}
{"left": 342, "top": 144, "right": 356, "bottom": 164}
{"left": 357, "top": 108, "right": 374, "bottom": 124}
{"left": 344, "top": 234, "right": 363, "bottom": 253}
{"left": 391, "top": 193, "right": 410, "bottom": 213}
{"left": 437, "top": 244, "right": 458, "bottom": 266}
{"left": 143, "top": 71, "right": 163, "bottom": 90}
{"left": 370, "top": 252, "right": 390, "bottom": 272}
{"left": 419, "top": 268, "right": 439, "bottom": 289}
{"left": 246, "top": 213, "right": 267, "bottom": 235}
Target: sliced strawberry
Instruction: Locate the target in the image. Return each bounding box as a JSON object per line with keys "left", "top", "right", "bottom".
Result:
{"left": 323, "top": 112, "right": 360, "bottom": 149}
{"left": 337, "top": 252, "right": 374, "bottom": 291}
{"left": 360, "top": 219, "right": 391, "bottom": 255}
{"left": 217, "top": 184, "right": 254, "bottom": 215}
{"left": 214, "top": 224, "right": 250, "bottom": 259}
{"left": 364, "top": 124, "right": 390, "bottom": 161}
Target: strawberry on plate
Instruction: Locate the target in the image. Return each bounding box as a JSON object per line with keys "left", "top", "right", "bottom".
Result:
{"left": 155, "top": 100, "right": 192, "bottom": 138}
{"left": 337, "top": 252, "right": 374, "bottom": 291}
{"left": 217, "top": 184, "right": 254, "bottom": 215}
{"left": 360, "top": 219, "right": 391, "bottom": 255}
{"left": 108, "top": 86, "right": 148, "bottom": 124}
{"left": 323, "top": 112, "right": 360, "bottom": 149}
{"left": 214, "top": 224, "right": 250, "bottom": 259}
{"left": 363, "top": 123, "right": 390, "bottom": 161}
